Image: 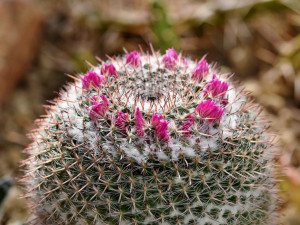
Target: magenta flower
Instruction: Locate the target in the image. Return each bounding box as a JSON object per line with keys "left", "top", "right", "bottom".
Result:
{"left": 134, "top": 107, "right": 145, "bottom": 137}
{"left": 195, "top": 99, "right": 225, "bottom": 123}
{"left": 115, "top": 112, "right": 129, "bottom": 134}
{"left": 81, "top": 71, "right": 106, "bottom": 89}
{"left": 180, "top": 114, "right": 195, "bottom": 137}
{"left": 156, "top": 120, "right": 170, "bottom": 143}
{"left": 204, "top": 78, "right": 229, "bottom": 99}
{"left": 191, "top": 59, "right": 209, "bottom": 82}
{"left": 126, "top": 51, "right": 141, "bottom": 66}
{"left": 167, "top": 48, "right": 178, "bottom": 60}
{"left": 91, "top": 96, "right": 98, "bottom": 102}
{"left": 162, "top": 48, "right": 178, "bottom": 69}
{"left": 100, "top": 64, "right": 119, "bottom": 78}
{"left": 151, "top": 113, "right": 170, "bottom": 143}
{"left": 90, "top": 95, "right": 109, "bottom": 120}
{"left": 151, "top": 113, "right": 164, "bottom": 129}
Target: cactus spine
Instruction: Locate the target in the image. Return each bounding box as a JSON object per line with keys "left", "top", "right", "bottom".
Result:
{"left": 23, "top": 47, "right": 278, "bottom": 225}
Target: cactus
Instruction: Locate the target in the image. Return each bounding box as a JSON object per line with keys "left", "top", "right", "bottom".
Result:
{"left": 23, "top": 47, "right": 278, "bottom": 225}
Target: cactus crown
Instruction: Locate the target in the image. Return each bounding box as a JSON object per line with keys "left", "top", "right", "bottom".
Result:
{"left": 23, "top": 47, "right": 278, "bottom": 225}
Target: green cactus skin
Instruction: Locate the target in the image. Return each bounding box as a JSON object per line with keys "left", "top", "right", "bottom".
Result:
{"left": 22, "top": 48, "right": 278, "bottom": 225}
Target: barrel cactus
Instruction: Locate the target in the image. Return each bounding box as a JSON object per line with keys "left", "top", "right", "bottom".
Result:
{"left": 23, "top": 47, "right": 278, "bottom": 225}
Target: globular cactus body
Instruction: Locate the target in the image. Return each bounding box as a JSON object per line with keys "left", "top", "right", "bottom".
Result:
{"left": 23, "top": 48, "right": 278, "bottom": 225}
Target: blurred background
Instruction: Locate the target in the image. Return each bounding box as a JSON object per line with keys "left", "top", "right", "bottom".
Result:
{"left": 0, "top": 0, "right": 300, "bottom": 224}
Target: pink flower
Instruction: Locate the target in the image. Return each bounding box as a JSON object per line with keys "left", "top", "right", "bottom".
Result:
{"left": 151, "top": 113, "right": 170, "bottom": 143}
{"left": 204, "top": 78, "right": 229, "bottom": 99}
{"left": 162, "top": 48, "right": 178, "bottom": 69}
{"left": 100, "top": 64, "right": 119, "bottom": 78}
{"left": 90, "top": 95, "right": 109, "bottom": 120}
{"left": 166, "top": 48, "right": 178, "bottom": 60}
{"left": 156, "top": 120, "right": 170, "bottom": 143}
{"left": 191, "top": 59, "right": 209, "bottom": 82}
{"left": 115, "top": 112, "right": 129, "bottom": 134}
{"left": 81, "top": 71, "right": 106, "bottom": 89}
{"left": 180, "top": 114, "right": 195, "bottom": 137}
{"left": 126, "top": 51, "right": 141, "bottom": 66}
{"left": 151, "top": 113, "right": 164, "bottom": 129}
{"left": 195, "top": 99, "right": 225, "bottom": 123}
{"left": 91, "top": 96, "right": 98, "bottom": 102}
{"left": 134, "top": 107, "right": 145, "bottom": 137}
